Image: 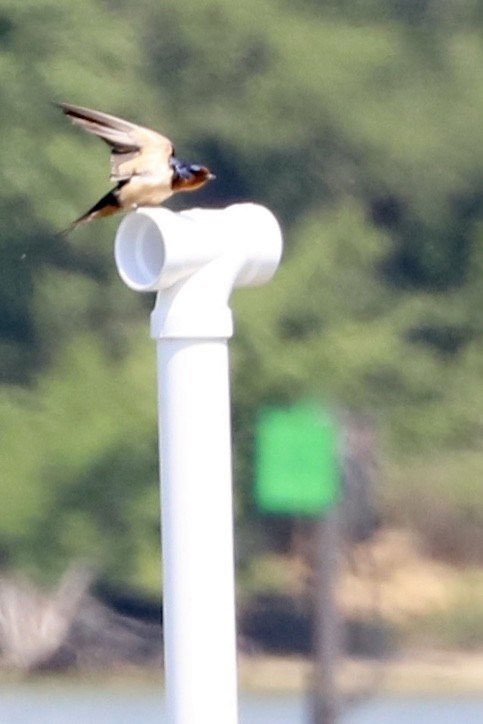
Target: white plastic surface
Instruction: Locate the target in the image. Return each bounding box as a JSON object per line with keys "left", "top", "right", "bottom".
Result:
{"left": 115, "top": 204, "right": 283, "bottom": 339}
{"left": 158, "top": 338, "right": 238, "bottom": 724}
{"left": 114, "top": 203, "right": 283, "bottom": 724}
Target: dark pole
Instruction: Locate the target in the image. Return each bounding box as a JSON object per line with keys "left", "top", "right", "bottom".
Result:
{"left": 311, "top": 509, "right": 341, "bottom": 724}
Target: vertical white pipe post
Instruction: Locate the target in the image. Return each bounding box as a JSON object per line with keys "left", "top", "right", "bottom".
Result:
{"left": 158, "top": 337, "right": 235, "bottom": 723}
{"left": 114, "top": 204, "right": 283, "bottom": 724}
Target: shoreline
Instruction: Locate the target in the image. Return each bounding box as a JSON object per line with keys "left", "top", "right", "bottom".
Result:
{"left": 2, "top": 650, "right": 482, "bottom": 697}
{"left": 238, "top": 650, "right": 483, "bottom": 696}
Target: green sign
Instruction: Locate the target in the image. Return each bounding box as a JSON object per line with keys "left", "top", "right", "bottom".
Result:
{"left": 255, "top": 402, "right": 341, "bottom": 514}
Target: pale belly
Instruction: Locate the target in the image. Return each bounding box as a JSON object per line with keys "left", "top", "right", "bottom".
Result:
{"left": 118, "top": 177, "right": 173, "bottom": 208}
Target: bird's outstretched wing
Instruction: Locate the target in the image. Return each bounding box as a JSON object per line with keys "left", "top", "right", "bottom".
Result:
{"left": 56, "top": 102, "right": 175, "bottom": 182}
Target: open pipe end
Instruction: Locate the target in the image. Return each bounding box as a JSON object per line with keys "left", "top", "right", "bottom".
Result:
{"left": 114, "top": 212, "right": 167, "bottom": 292}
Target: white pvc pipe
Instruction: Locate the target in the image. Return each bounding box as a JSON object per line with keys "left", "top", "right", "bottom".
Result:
{"left": 158, "top": 338, "right": 237, "bottom": 723}
{"left": 114, "top": 203, "right": 283, "bottom": 724}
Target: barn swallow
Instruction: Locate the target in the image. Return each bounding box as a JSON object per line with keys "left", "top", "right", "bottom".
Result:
{"left": 57, "top": 103, "right": 215, "bottom": 234}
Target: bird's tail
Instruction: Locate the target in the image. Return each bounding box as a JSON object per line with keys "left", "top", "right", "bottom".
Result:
{"left": 59, "top": 187, "right": 122, "bottom": 237}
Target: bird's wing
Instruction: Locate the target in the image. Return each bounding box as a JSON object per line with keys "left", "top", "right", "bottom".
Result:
{"left": 57, "top": 102, "right": 175, "bottom": 182}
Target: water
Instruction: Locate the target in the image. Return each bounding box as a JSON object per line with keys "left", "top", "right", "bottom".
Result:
{"left": 342, "top": 696, "right": 483, "bottom": 723}
{"left": 0, "top": 688, "right": 483, "bottom": 723}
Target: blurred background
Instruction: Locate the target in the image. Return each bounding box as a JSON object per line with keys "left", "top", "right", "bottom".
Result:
{"left": 1, "top": 0, "right": 483, "bottom": 719}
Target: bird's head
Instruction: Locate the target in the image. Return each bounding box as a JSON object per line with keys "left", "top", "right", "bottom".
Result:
{"left": 171, "top": 158, "right": 215, "bottom": 192}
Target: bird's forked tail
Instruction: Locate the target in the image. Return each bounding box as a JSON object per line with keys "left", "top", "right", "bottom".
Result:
{"left": 59, "top": 187, "right": 122, "bottom": 237}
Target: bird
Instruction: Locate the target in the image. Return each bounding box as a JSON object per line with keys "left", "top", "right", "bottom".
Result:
{"left": 56, "top": 102, "right": 215, "bottom": 234}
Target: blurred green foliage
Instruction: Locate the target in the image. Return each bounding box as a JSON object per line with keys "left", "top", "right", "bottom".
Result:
{"left": 1, "top": 0, "right": 483, "bottom": 591}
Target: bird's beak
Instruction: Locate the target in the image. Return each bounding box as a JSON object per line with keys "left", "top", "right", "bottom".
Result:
{"left": 207, "top": 172, "right": 216, "bottom": 181}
